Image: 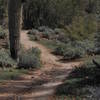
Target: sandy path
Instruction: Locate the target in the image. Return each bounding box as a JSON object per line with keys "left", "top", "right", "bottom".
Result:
{"left": 0, "top": 31, "right": 82, "bottom": 100}
{"left": 21, "top": 30, "right": 82, "bottom": 69}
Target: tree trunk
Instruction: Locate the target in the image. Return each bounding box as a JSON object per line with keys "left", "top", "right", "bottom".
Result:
{"left": 8, "top": 0, "right": 22, "bottom": 60}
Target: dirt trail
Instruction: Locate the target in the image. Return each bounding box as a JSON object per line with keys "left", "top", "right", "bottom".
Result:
{"left": 0, "top": 31, "right": 82, "bottom": 100}
{"left": 21, "top": 31, "right": 81, "bottom": 69}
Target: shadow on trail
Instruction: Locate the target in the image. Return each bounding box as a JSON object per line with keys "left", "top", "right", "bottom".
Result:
{"left": 19, "top": 68, "right": 71, "bottom": 94}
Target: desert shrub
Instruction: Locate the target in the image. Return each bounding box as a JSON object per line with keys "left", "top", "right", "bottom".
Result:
{"left": 54, "top": 43, "right": 67, "bottom": 56}
{"left": 71, "top": 40, "right": 95, "bottom": 55}
{"left": 29, "top": 27, "right": 56, "bottom": 40}
{"left": 18, "top": 47, "right": 41, "bottom": 69}
{"left": 54, "top": 28, "right": 63, "bottom": 35}
{"left": 27, "top": 29, "right": 41, "bottom": 41}
{"left": 57, "top": 34, "right": 69, "bottom": 43}
{"left": 42, "top": 32, "right": 53, "bottom": 39}
{"left": 68, "top": 56, "right": 100, "bottom": 85}
{"left": 0, "top": 49, "right": 16, "bottom": 68}
{"left": 54, "top": 28, "right": 69, "bottom": 43}
{"left": 38, "top": 26, "right": 54, "bottom": 33}
{"left": 39, "top": 26, "right": 55, "bottom": 39}
{"left": 63, "top": 47, "right": 85, "bottom": 60}
{"left": 54, "top": 42, "right": 85, "bottom": 60}
{"left": 34, "top": 35, "right": 41, "bottom": 41}
{"left": 0, "top": 26, "right": 7, "bottom": 39}
{"left": 27, "top": 29, "right": 39, "bottom": 35}
{"left": 56, "top": 56, "right": 100, "bottom": 98}
{"left": 30, "top": 47, "right": 41, "bottom": 58}
{"left": 0, "top": 69, "right": 28, "bottom": 81}
{"left": 38, "top": 26, "right": 49, "bottom": 32}
{"left": 29, "top": 34, "right": 41, "bottom": 41}
{"left": 38, "top": 27, "right": 68, "bottom": 40}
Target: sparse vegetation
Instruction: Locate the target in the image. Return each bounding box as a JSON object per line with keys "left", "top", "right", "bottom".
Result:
{"left": 28, "top": 26, "right": 95, "bottom": 60}
{"left": 0, "top": 69, "right": 28, "bottom": 81}
{"left": 0, "top": 0, "right": 99, "bottom": 99}
{"left": 39, "top": 39, "right": 59, "bottom": 50}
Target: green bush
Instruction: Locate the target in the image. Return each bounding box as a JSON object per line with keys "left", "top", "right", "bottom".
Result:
{"left": 71, "top": 40, "right": 95, "bottom": 55}
{"left": 54, "top": 28, "right": 63, "bottom": 35}
{"left": 41, "top": 27, "right": 55, "bottom": 39}
{"left": 29, "top": 34, "right": 41, "bottom": 41}
{"left": 27, "top": 29, "right": 41, "bottom": 41}
{"left": 54, "top": 43, "right": 85, "bottom": 60}
{"left": 18, "top": 47, "right": 41, "bottom": 69}
{"left": 0, "top": 49, "right": 16, "bottom": 68}
{"left": 63, "top": 47, "right": 85, "bottom": 60}
{"left": 0, "top": 69, "right": 28, "bottom": 81}
{"left": 0, "top": 26, "right": 7, "bottom": 39}
{"left": 54, "top": 43, "right": 67, "bottom": 56}
{"left": 57, "top": 34, "right": 69, "bottom": 43}
{"left": 27, "top": 29, "right": 39, "bottom": 35}
{"left": 38, "top": 26, "right": 49, "bottom": 32}
{"left": 30, "top": 47, "right": 41, "bottom": 58}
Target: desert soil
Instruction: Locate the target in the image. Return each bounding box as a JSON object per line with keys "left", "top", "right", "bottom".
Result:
{"left": 0, "top": 31, "right": 82, "bottom": 100}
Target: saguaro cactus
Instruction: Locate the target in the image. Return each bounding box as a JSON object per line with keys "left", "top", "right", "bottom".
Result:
{"left": 95, "top": 0, "right": 100, "bottom": 54}
{"left": 8, "top": 0, "right": 22, "bottom": 60}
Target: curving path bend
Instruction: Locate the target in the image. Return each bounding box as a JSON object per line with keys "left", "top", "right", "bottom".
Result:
{"left": 0, "top": 31, "right": 83, "bottom": 100}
